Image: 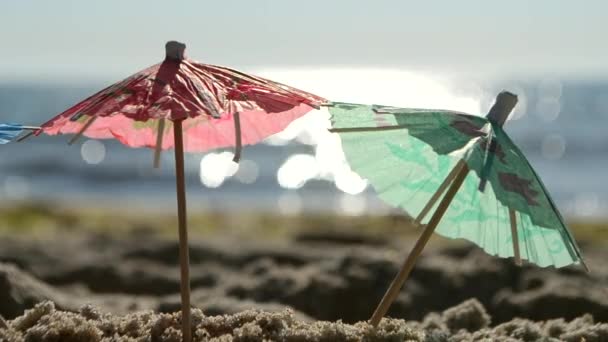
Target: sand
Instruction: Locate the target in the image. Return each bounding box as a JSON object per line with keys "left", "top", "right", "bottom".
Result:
{"left": 1, "top": 231, "right": 607, "bottom": 341}
{"left": 1, "top": 299, "right": 607, "bottom": 341}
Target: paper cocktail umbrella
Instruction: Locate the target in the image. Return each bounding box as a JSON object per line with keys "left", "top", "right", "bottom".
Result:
{"left": 13, "top": 41, "right": 325, "bottom": 341}
{"left": 328, "top": 92, "right": 586, "bottom": 326}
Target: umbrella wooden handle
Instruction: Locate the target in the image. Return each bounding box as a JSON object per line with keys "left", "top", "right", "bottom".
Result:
{"left": 173, "top": 120, "right": 192, "bottom": 342}
{"left": 369, "top": 161, "right": 470, "bottom": 326}
{"left": 68, "top": 116, "right": 97, "bottom": 145}
{"left": 509, "top": 208, "right": 522, "bottom": 265}
{"left": 153, "top": 118, "right": 166, "bottom": 168}
{"left": 232, "top": 112, "right": 242, "bottom": 163}
{"left": 415, "top": 160, "right": 466, "bottom": 224}
{"left": 16, "top": 131, "right": 34, "bottom": 142}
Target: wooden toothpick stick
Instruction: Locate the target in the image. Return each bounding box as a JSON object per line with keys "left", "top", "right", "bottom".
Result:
{"left": 153, "top": 118, "right": 166, "bottom": 168}
{"left": 509, "top": 208, "right": 522, "bottom": 265}
{"left": 68, "top": 116, "right": 97, "bottom": 145}
{"left": 173, "top": 119, "right": 192, "bottom": 342}
{"left": 232, "top": 112, "right": 242, "bottom": 163}
{"left": 16, "top": 131, "right": 34, "bottom": 142}
{"left": 415, "top": 160, "right": 466, "bottom": 224}
{"left": 15, "top": 126, "right": 42, "bottom": 142}
{"left": 370, "top": 162, "right": 470, "bottom": 326}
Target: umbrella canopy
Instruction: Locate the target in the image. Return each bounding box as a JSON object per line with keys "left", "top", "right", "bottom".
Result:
{"left": 329, "top": 99, "right": 584, "bottom": 268}
{"left": 33, "top": 41, "right": 325, "bottom": 158}
{"left": 327, "top": 92, "right": 586, "bottom": 325}
{"left": 14, "top": 41, "right": 326, "bottom": 342}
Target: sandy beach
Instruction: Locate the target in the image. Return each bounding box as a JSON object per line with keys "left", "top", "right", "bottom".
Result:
{"left": 1, "top": 210, "right": 606, "bottom": 341}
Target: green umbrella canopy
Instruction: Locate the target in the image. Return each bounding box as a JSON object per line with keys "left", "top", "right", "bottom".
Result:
{"left": 328, "top": 97, "right": 586, "bottom": 270}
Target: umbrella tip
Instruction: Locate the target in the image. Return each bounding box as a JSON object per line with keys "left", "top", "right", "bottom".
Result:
{"left": 486, "top": 91, "right": 518, "bottom": 127}
{"left": 165, "top": 41, "right": 186, "bottom": 61}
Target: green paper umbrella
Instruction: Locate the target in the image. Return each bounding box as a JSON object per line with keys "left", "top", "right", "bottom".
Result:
{"left": 328, "top": 92, "right": 587, "bottom": 325}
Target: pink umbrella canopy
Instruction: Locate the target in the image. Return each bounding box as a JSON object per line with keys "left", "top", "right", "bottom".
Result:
{"left": 36, "top": 41, "right": 326, "bottom": 156}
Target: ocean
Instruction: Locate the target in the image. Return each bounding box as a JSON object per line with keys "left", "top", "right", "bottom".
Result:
{"left": 1, "top": 74, "right": 607, "bottom": 219}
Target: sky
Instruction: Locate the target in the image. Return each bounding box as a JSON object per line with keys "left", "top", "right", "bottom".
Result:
{"left": 1, "top": 0, "right": 607, "bottom": 82}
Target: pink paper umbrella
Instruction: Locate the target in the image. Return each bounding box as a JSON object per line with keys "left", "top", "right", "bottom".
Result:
{"left": 20, "top": 41, "right": 326, "bottom": 342}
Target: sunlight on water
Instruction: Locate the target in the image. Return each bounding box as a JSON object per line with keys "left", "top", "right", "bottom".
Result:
{"left": 334, "top": 169, "right": 368, "bottom": 195}
{"left": 277, "top": 154, "right": 319, "bottom": 189}
{"left": 337, "top": 193, "right": 367, "bottom": 216}
{"left": 256, "top": 68, "right": 482, "bottom": 112}
{"left": 314, "top": 129, "right": 367, "bottom": 194}
{"left": 274, "top": 125, "right": 368, "bottom": 193}
{"left": 199, "top": 152, "right": 238, "bottom": 188}
{"left": 261, "top": 68, "right": 483, "bottom": 194}
{"left": 197, "top": 68, "right": 486, "bottom": 197}
{"left": 81, "top": 140, "right": 106, "bottom": 165}
{"left": 264, "top": 109, "right": 331, "bottom": 146}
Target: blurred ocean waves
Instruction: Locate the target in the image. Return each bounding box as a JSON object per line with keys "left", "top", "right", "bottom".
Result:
{"left": 1, "top": 75, "right": 607, "bottom": 219}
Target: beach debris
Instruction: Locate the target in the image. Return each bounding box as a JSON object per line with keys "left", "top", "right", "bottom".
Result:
{"left": 328, "top": 92, "right": 587, "bottom": 326}
{"left": 10, "top": 41, "right": 325, "bottom": 342}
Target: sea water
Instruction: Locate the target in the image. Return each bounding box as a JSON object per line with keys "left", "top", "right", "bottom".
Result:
{"left": 0, "top": 78, "right": 607, "bottom": 220}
